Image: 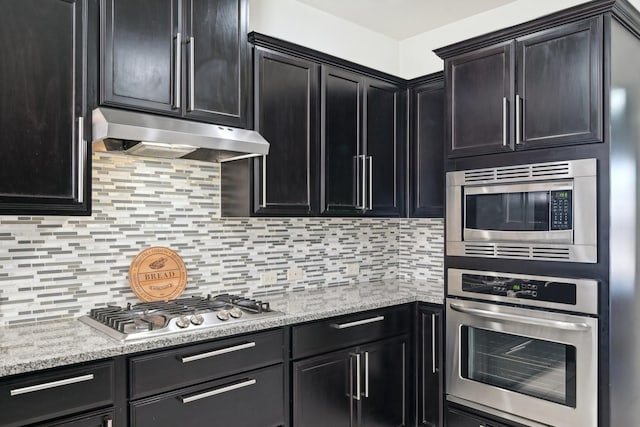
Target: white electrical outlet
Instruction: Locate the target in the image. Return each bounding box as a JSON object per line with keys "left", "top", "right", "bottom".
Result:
{"left": 261, "top": 271, "right": 277, "bottom": 285}
{"left": 287, "top": 267, "right": 304, "bottom": 281}
{"left": 345, "top": 263, "right": 360, "bottom": 276}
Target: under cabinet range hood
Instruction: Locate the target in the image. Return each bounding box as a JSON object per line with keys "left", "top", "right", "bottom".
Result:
{"left": 91, "top": 107, "right": 269, "bottom": 162}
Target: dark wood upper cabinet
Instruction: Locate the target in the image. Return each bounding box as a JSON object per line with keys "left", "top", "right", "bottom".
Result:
{"left": 321, "top": 66, "right": 364, "bottom": 215}
{"left": 101, "top": 0, "right": 249, "bottom": 127}
{"left": 516, "top": 16, "right": 602, "bottom": 148}
{"left": 183, "top": 0, "right": 249, "bottom": 127}
{"left": 364, "top": 78, "right": 404, "bottom": 217}
{"left": 101, "top": 0, "right": 180, "bottom": 115}
{"left": 320, "top": 66, "right": 404, "bottom": 217}
{"left": 443, "top": 16, "right": 603, "bottom": 158}
{"left": 409, "top": 75, "right": 445, "bottom": 218}
{"left": 0, "top": 0, "right": 89, "bottom": 215}
{"left": 252, "top": 48, "right": 319, "bottom": 216}
{"left": 447, "top": 42, "right": 515, "bottom": 158}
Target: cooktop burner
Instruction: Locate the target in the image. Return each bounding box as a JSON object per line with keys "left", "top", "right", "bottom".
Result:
{"left": 79, "top": 294, "right": 279, "bottom": 342}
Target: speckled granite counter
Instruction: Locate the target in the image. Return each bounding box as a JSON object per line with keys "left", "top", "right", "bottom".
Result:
{"left": 0, "top": 279, "right": 443, "bottom": 377}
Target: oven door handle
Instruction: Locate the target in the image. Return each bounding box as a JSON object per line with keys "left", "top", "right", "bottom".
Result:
{"left": 449, "top": 303, "right": 592, "bottom": 331}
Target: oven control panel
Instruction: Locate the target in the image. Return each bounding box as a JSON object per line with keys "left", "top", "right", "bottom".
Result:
{"left": 461, "top": 273, "right": 577, "bottom": 305}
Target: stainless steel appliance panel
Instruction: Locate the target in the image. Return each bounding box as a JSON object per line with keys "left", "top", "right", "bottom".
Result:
{"left": 446, "top": 298, "right": 598, "bottom": 427}
{"left": 446, "top": 158, "right": 597, "bottom": 262}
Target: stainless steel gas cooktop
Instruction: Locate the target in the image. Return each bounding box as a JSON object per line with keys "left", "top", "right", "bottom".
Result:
{"left": 79, "top": 294, "right": 280, "bottom": 342}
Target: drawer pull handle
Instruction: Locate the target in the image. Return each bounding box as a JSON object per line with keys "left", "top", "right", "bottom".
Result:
{"left": 180, "top": 379, "right": 257, "bottom": 403}
{"left": 181, "top": 341, "right": 256, "bottom": 363}
{"left": 331, "top": 316, "right": 385, "bottom": 329}
{"left": 10, "top": 374, "right": 94, "bottom": 396}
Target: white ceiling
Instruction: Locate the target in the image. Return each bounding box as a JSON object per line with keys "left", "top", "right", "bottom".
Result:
{"left": 296, "top": 0, "right": 518, "bottom": 40}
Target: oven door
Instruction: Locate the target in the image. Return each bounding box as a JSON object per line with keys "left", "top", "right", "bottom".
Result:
{"left": 463, "top": 181, "right": 573, "bottom": 244}
{"left": 446, "top": 298, "right": 598, "bottom": 427}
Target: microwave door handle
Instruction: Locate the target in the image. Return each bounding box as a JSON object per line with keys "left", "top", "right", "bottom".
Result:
{"left": 449, "top": 303, "right": 591, "bottom": 331}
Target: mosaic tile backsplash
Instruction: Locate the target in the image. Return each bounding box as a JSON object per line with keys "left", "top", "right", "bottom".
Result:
{"left": 0, "top": 153, "right": 443, "bottom": 325}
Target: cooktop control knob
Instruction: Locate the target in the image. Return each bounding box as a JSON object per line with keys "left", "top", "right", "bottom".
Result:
{"left": 229, "top": 307, "right": 243, "bottom": 319}
{"left": 217, "top": 310, "right": 230, "bottom": 321}
{"left": 176, "top": 316, "right": 190, "bottom": 328}
{"left": 190, "top": 314, "right": 204, "bottom": 325}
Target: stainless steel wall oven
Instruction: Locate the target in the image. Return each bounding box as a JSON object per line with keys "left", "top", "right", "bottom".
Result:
{"left": 446, "top": 268, "right": 599, "bottom": 427}
{"left": 446, "top": 159, "right": 597, "bottom": 262}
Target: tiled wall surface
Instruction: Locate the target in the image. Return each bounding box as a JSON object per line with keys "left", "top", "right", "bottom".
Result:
{"left": 398, "top": 218, "right": 444, "bottom": 283}
{"left": 0, "top": 153, "right": 443, "bottom": 325}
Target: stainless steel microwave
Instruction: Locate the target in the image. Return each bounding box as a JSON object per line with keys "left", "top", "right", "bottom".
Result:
{"left": 446, "top": 158, "right": 597, "bottom": 263}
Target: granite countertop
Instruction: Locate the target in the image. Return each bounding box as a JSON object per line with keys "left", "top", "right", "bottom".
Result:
{"left": 0, "top": 279, "right": 443, "bottom": 378}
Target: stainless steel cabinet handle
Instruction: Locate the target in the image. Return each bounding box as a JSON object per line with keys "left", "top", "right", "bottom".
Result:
{"left": 174, "top": 32, "right": 182, "bottom": 109}
{"left": 260, "top": 155, "right": 267, "bottom": 208}
{"left": 77, "top": 117, "right": 86, "bottom": 204}
{"left": 180, "top": 379, "right": 256, "bottom": 404}
{"left": 515, "top": 94, "right": 521, "bottom": 144}
{"left": 331, "top": 315, "right": 385, "bottom": 329}
{"left": 181, "top": 342, "right": 256, "bottom": 363}
{"left": 502, "top": 97, "right": 508, "bottom": 147}
{"left": 367, "top": 156, "right": 372, "bottom": 210}
{"left": 354, "top": 155, "right": 363, "bottom": 209}
{"left": 10, "top": 374, "right": 94, "bottom": 396}
{"left": 354, "top": 353, "right": 361, "bottom": 400}
{"left": 364, "top": 351, "right": 369, "bottom": 398}
{"left": 449, "top": 303, "right": 591, "bottom": 331}
{"left": 431, "top": 313, "right": 437, "bottom": 374}
{"left": 361, "top": 155, "right": 367, "bottom": 210}
{"left": 188, "top": 36, "right": 195, "bottom": 112}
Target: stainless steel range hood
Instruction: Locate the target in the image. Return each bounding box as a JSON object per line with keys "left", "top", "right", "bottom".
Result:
{"left": 91, "top": 107, "right": 269, "bottom": 162}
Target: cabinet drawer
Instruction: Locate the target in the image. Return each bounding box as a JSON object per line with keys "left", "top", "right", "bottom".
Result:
{"left": 130, "top": 329, "right": 283, "bottom": 399}
{"left": 0, "top": 361, "right": 114, "bottom": 427}
{"left": 292, "top": 305, "right": 410, "bottom": 359}
{"left": 130, "top": 364, "right": 284, "bottom": 427}
{"left": 36, "top": 409, "right": 114, "bottom": 427}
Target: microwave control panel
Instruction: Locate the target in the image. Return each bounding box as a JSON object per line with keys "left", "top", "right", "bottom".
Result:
{"left": 550, "top": 190, "right": 572, "bottom": 230}
{"left": 461, "top": 274, "right": 577, "bottom": 305}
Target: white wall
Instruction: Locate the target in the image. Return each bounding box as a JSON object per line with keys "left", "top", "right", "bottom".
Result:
{"left": 250, "top": 0, "right": 640, "bottom": 79}
{"left": 400, "top": 0, "right": 640, "bottom": 78}
{"left": 249, "top": 0, "right": 400, "bottom": 76}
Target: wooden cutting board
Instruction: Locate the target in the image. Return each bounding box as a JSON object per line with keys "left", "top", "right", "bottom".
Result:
{"left": 128, "top": 247, "right": 187, "bottom": 302}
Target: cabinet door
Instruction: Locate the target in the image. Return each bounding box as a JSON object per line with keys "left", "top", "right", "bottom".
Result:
{"left": 253, "top": 48, "right": 319, "bottom": 216}
{"left": 0, "top": 0, "right": 88, "bottom": 214}
{"left": 321, "top": 66, "right": 364, "bottom": 215}
{"left": 293, "top": 349, "right": 355, "bottom": 427}
{"left": 359, "top": 336, "right": 408, "bottom": 427}
{"left": 516, "top": 17, "right": 602, "bottom": 148}
{"left": 101, "top": 0, "right": 180, "bottom": 115}
{"left": 364, "top": 78, "right": 404, "bottom": 217}
{"left": 447, "top": 42, "right": 515, "bottom": 158}
{"left": 418, "top": 306, "right": 443, "bottom": 427}
{"left": 183, "top": 0, "right": 249, "bottom": 127}
{"left": 409, "top": 78, "right": 444, "bottom": 218}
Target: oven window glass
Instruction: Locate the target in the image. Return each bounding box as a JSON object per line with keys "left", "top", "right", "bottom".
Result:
{"left": 461, "top": 327, "right": 577, "bottom": 407}
{"left": 465, "top": 191, "right": 550, "bottom": 231}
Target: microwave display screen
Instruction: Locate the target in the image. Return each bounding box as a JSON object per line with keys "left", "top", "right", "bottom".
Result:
{"left": 465, "top": 190, "right": 572, "bottom": 232}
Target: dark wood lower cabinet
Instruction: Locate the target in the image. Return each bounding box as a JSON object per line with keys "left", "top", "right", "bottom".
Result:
{"left": 293, "top": 335, "right": 409, "bottom": 427}
{"left": 446, "top": 406, "right": 526, "bottom": 427}
{"left": 293, "top": 349, "right": 353, "bottom": 427}
{"left": 417, "top": 304, "right": 443, "bottom": 427}
{"left": 130, "top": 364, "right": 284, "bottom": 427}
{"left": 37, "top": 410, "right": 114, "bottom": 427}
